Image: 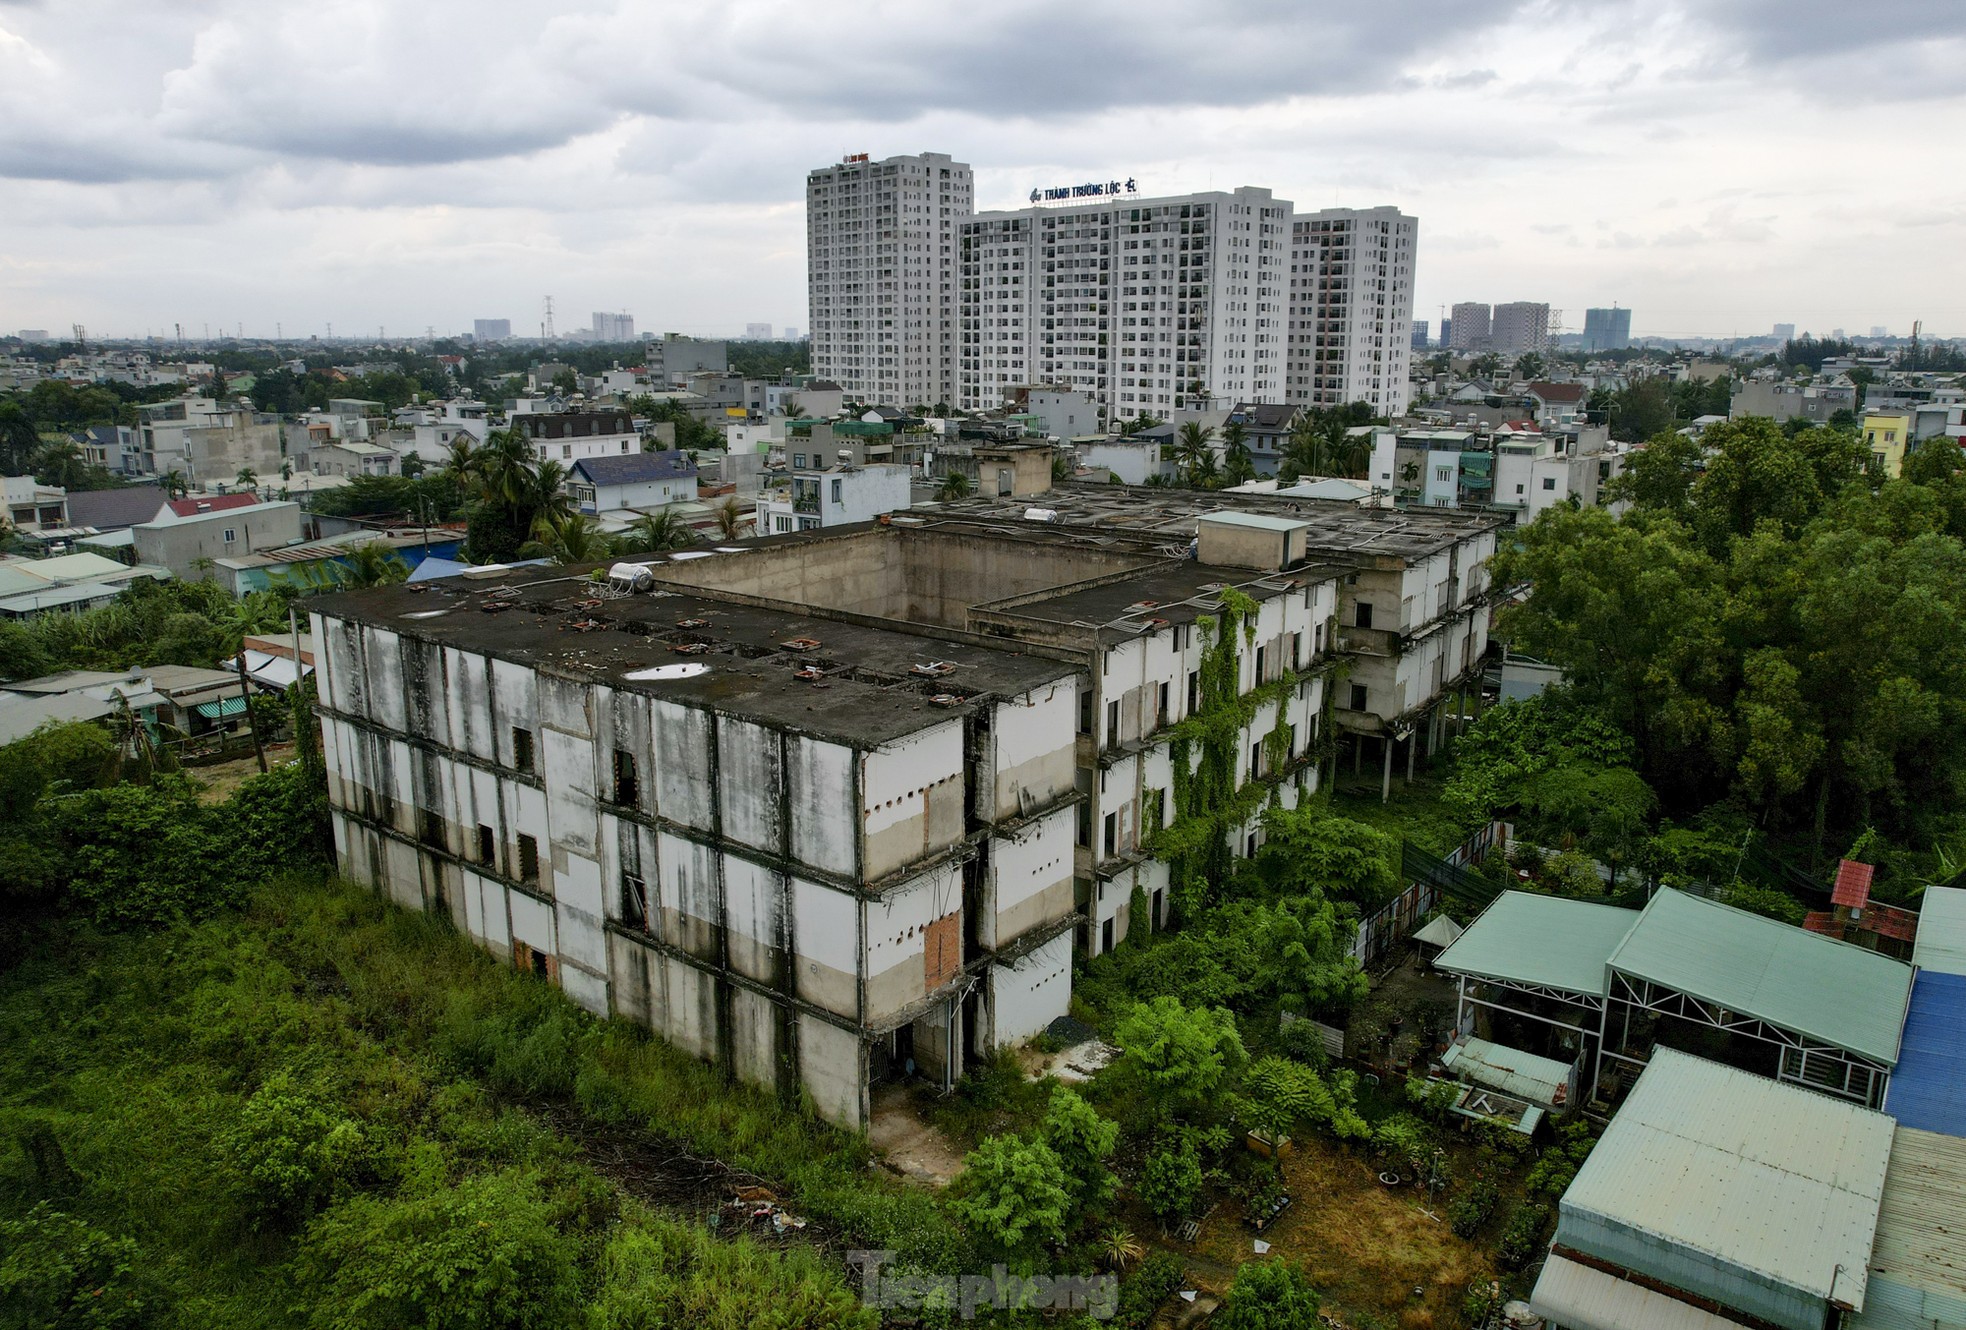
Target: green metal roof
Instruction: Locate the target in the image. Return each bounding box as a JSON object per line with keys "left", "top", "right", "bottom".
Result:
{"left": 1558, "top": 1048, "right": 1892, "bottom": 1330}
{"left": 1441, "top": 1035, "right": 1574, "bottom": 1105}
{"left": 193, "top": 696, "right": 250, "bottom": 719}
{"left": 1608, "top": 889, "right": 1914, "bottom": 1064}
{"left": 1432, "top": 890, "right": 1641, "bottom": 996}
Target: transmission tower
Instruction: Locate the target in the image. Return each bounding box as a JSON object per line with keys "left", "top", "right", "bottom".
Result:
{"left": 542, "top": 296, "right": 556, "bottom": 341}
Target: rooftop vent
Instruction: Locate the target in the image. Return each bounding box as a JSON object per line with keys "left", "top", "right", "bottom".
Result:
{"left": 928, "top": 693, "right": 965, "bottom": 707}
{"left": 671, "top": 642, "right": 710, "bottom": 655}
{"left": 783, "top": 637, "right": 823, "bottom": 651}
{"left": 910, "top": 661, "right": 958, "bottom": 677}
{"left": 676, "top": 618, "right": 709, "bottom": 629}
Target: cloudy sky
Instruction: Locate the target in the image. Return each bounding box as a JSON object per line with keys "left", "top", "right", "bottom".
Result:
{"left": 3, "top": 0, "right": 1963, "bottom": 342}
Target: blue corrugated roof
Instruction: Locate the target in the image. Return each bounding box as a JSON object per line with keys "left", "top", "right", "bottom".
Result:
{"left": 1885, "top": 971, "right": 1966, "bottom": 1136}
{"left": 570, "top": 450, "right": 696, "bottom": 486}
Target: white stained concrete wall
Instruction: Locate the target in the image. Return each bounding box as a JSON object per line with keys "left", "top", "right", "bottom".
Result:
{"left": 990, "top": 680, "right": 1078, "bottom": 819}
{"left": 985, "top": 807, "right": 1075, "bottom": 950}
{"left": 792, "top": 875, "right": 859, "bottom": 1017}
{"left": 788, "top": 735, "right": 856, "bottom": 877}
{"left": 863, "top": 864, "right": 961, "bottom": 1023}
{"left": 861, "top": 721, "right": 965, "bottom": 881}
{"left": 991, "top": 932, "right": 1072, "bottom": 1045}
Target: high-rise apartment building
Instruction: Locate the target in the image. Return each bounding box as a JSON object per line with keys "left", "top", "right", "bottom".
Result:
{"left": 1490, "top": 302, "right": 1550, "bottom": 355}
{"left": 1286, "top": 206, "right": 1418, "bottom": 415}
{"left": 1411, "top": 320, "right": 1430, "bottom": 350}
{"left": 592, "top": 312, "right": 636, "bottom": 341}
{"left": 956, "top": 186, "right": 1291, "bottom": 420}
{"left": 1449, "top": 303, "right": 1491, "bottom": 350}
{"left": 473, "top": 319, "right": 512, "bottom": 342}
{"left": 1583, "top": 307, "right": 1633, "bottom": 352}
{"left": 1773, "top": 322, "right": 1796, "bottom": 341}
{"left": 808, "top": 151, "right": 973, "bottom": 408}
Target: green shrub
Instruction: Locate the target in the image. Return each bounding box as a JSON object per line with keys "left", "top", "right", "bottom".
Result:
{"left": 1447, "top": 1178, "right": 1499, "bottom": 1238}
{"left": 223, "top": 1068, "right": 367, "bottom": 1227}
{"left": 294, "top": 1166, "right": 589, "bottom": 1330}
{"left": 1214, "top": 1258, "right": 1321, "bottom": 1330}
{"left": 0, "top": 1205, "right": 150, "bottom": 1330}
{"left": 1138, "top": 1133, "right": 1202, "bottom": 1225}
{"left": 1497, "top": 1202, "right": 1552, "bottom": 1269}
{"left": 1114, "top": 1250, "right": 1184, "bottom": 1329}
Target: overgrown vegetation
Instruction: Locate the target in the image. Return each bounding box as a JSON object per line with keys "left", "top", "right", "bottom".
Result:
{"left": 1494, "top": 415, "right": 1966, "bottom": 893}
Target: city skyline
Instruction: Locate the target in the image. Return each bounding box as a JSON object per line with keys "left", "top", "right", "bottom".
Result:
{"left": 2, "top": 1, "right": 1963, "bottom": 340}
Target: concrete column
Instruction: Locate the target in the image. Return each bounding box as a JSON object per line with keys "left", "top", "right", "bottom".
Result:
{"left": 1405, "top": 732, "right": 1417, "bottom": 783}
{"left": 1381, "top": 736, "right": 1393, "bottom": 803}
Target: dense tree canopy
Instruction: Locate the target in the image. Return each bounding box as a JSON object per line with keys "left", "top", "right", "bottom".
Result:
{"left": 1494, "top": 416, "right": 1966, "bottom": 872}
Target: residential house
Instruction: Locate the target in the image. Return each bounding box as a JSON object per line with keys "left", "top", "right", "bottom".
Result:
{"left": 567, "top": 452, "right": 699, "bottom": 516}
{"left": 756, "top": 464, "right": 912, "bottom": 534}
{"left": 132, "top": 500, "right": 306, "bottom": 581}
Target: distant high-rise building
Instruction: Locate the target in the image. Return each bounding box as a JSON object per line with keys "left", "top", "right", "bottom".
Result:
{"left": 473, "top": 318, "right": 512, "bottom": 342}
{"left": 1871, "top": 325, "right": 1889, "bottom": 338}
{"left": 1411, "top": 320, "right": 1430, "bottom": 350}
{"left": 1772, "top": 322, "right": 1796, "bottom": 341}
{"left": 784, "top": 326, "right": 800, "bottom": 340}
{"left": 1286, "top": 206, "right": 1420, "bottom": 415}
{"left": 592, "top": 311, "right": 636, "bottom": 341}
{"left": 1491, "top": 302, "right": 1551, "bottom": 355}
{"left": 1439, "top": 318, "right": 1451, "bottom": 347}
{"left": 1583, "top": 307, "right": 1633, "bottom": 353}
{"left": 1449, "top": 303, "right": 1491, "bottom": 350}
{"left": 809, "top": 150, "right": 973, "bottom": 406}
{"left": 744, "top": 322, "right": 773, "bottom": 340}
{"left": 960, "top": 185, "right": 1293, "bottom": 418}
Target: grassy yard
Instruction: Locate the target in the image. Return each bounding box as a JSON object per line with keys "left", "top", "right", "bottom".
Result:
{"left": 1189, "top": 1131, "right": 1496, "bottom": 1330}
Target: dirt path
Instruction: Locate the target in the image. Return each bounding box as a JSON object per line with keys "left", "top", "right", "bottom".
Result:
{"left": 186, "top": 744, "right": 296, "bottom": 803}
{"left": 867, "top": 1083, "right": 967, "bottom": 1187}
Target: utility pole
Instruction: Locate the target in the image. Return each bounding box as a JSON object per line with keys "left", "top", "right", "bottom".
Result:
{"left": 234, "top": 649, "right": 269, "bottom": 774}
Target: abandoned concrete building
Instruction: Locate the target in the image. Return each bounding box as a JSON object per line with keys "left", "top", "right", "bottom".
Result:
{"left": 309, "top": 487, "right": 1502, "bottom": 1127}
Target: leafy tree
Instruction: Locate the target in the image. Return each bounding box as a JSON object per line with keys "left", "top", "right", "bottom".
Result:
{"left": 1112, "top": 997, "right": 1246, "bottom": 1117}
{"left": 1215, "top": 1258, "right": 1322, "bottom": 1330}
{"left": 1249, "top": 805, "right": 1399, "bottom": 909}
{"left": 935, "top": 471, "right": 972, "bottom": 502}
{"left": 1039, "top": 1087, "right": 1117, "bottom": 1214}
{"left": 1607, "top": 377, "right": 1674, "bottom": 442}
{"left": 947, "top": 1134, "right": 1071, "bottom": 1266}
{"left": 224, "top": 1069, "right": 368, "bottom": 1227}
{"left": 1137, "top": 1132, "right": 1202, "bottom": 1224}
{"left": 335, "top": 542, "right": 411, "bottom": 588}
{"left": 1719, "top": 879, "right": 1806, "bottom": 924}
{"left": 1604, "top": 431, "right": 1702, "bottom": 517}
{"left": 294, "top": 1167, "right": 585, "bottom": 1330}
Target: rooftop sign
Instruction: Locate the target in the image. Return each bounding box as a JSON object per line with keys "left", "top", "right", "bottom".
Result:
{"left": 1029, "top": 178, "right": 1138, "bottom": 204}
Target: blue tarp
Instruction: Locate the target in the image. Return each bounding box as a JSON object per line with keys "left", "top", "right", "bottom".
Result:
{"left": 1885, "top": 971, "right": 1966, "bottom": 1137}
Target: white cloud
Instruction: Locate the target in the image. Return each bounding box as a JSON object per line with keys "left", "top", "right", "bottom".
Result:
{"left": 0, "top": 0, "right": 1963, "bottom": 338}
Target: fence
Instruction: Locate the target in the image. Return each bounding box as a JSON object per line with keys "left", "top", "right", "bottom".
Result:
{"left": 1351, "top": 820, "right": 1510, "bottom": 965}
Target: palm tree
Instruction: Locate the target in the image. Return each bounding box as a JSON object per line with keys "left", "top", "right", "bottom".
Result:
{"left": 935, "top": 471, "right": 972, "bottom": 502}
{"left": 0, "top": 401, "right": 39, "bottom": 473}
{"left": 713, "top": 496, "right": 746, "bottom": 541}
{"left": 334, "top": 541, "right": 410, "bottom": 588}
{"left": 1221, "top": 421, "right": 1255, "bottom": 487}
{"left": 443, "top": 433, "right": 481, "bottom": 481}
{"left": 1174, "top": 422, "right": 1216, "bottom": 488}
{"left": 619, "top": 507, "right": 697, "bottom": 553}
{"left": 236, "top": 466, "right": 258, "bottom": 491}
{"left": 159, "top": 468, "right": 189, "bottom": 500}
{"left": 526, "top": 514, "right": 612, "bottom": 565}
{"left": 528, "top": 459, "right": 576, "bottom": 536}
{"left": 36, "top": 439, "right": 92, "bottom": 489}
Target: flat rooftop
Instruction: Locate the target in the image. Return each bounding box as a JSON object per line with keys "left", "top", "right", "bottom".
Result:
{"left": 978, "top": 559, "right": 1337, "bottom": 634}
{"left": 937, "top": 484, "right": 1501, "bottom": 561}
{"left": 311, "top": 555, "right": 1076, "bottom": 748}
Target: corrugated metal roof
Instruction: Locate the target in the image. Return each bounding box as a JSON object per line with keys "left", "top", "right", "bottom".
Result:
{"left": 1412, "top": 914, "right": 1464, "bottom": 949}
{"left": 1558, "top": 1049, "right": 1892, "bottom": 1328}
{"left": 1849, "top": 1127, "right": 1966, "bottom": 1330}
{"left": 1882, "top": 972, "right": 1966, "bottom": 1136}
{"left": 1441, "top": 1035, "right": 1573, "bottom": 1105}
{"left": 1196, "top": 510, "right": 1306, "bottom": 532}
{"left": 1530, "top": 1253, "right": 1756, "bottom": 1330}
{"left": 1607, "top": 889, "right": 1914, "bottom": 1064}
{"left": 1432, "top": 890, "right": 1641, "bottom": 997}
{"left": 1912, "top": 886, "right": 1966, "bottom": 977}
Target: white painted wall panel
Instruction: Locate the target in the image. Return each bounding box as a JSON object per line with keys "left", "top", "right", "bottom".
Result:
{"left": 991, "top": 933, "right": 1072, "bottom": 1044}
{"left": 787, "top": 736, "right": 855, "bottom": 875}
